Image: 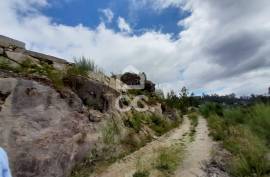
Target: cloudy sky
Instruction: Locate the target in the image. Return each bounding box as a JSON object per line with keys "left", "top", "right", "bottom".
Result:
{"left": 0, "top": 0, "right": 269, "bottom": 96}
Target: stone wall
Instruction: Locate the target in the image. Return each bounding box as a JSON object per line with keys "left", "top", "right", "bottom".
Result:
{"left": 0, "top": 35, "right": 129, "bottom": 92}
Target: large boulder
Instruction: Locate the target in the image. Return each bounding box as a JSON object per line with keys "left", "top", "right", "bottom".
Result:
{"left": 0, "top": 35, "right": 25, "bottom": 49}
{"left": 120, "top": 72, "right": 141, "bottom": 86}
{"left": 144, "top": 80, "right": 155, "bottom": 93}
{"left": 63, "top": 75, "right": 120, "bottom": 112}
{"left": 0, "top": 77, "right": 98, "bottom": 177}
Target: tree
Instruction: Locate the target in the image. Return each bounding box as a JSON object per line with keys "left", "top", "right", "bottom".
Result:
{"left": 179, "top": 86, "right": 189, "bottom": 114}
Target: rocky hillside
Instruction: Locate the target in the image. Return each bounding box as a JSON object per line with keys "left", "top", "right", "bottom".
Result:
{"left": 0, "top": 35, "right": 181, "bottom": 177}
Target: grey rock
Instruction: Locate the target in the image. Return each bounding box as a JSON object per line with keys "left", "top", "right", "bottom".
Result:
{"left": 53, "top": 62, "right": 67, "bottom": 70}
{"left": 63, "top": 75, "right": 119, "bottom": 112}
{"left": 5, "top": 51, "right": 39, "bottom": 64}
{"left": 0, "top": 78, "right": 98, "bottom": 177}
{"left": 25, "top": 50, "right": 69, "bottom": 65}
{"left": 0, "top": 56, "right": 20, "bottom": 68}
{"left": 88, "top": 109, "right": 104, "bottom": 122}
{"left": 0, "top": 47, "right": 3, "bottom": 55}
{"left": 0, "top": 35, "right": 25, "bottom": 49}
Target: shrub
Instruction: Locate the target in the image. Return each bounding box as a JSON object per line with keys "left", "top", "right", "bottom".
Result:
{"left": 205, "top": 103, "right": 270, "bottom": 177}
{"left": 188, "top": 112, "right": 198, "bottom": 139}
{"left": 199, "top": 102, "right": 223, "bottom": 117}
{"left": 0, "top": 56, "right": 16, "bottom": 71}
{"left": 207, "top": 114, "right": 227, "bottom": 141}
{"left": 224, "top": 126, "right": 270, "bottom": 177}
{"left": 248, "top": 104, "right": 270, "bottom": 144}
{"left": 67, "top": 57, "right": 99, "bottom": 77}
{"left": 149, "top": 115, "right": 173, "bottom": 136}
{"left": 133, "top": 171, "right": 150, "bottom": 177}
{"left": 223, "top": 107, "right": 246, "bottom": 125}
{"left": 101, "top": 119, "right": 120, "bottom": 145}
{"left": 156, "top": 145, "right": 183, "bottom": 174}
{"left": 188, "top": 112, "right": 198, "bottom": 127}
{"left": 124, "top": 113, "right": 147, "bottom": 132}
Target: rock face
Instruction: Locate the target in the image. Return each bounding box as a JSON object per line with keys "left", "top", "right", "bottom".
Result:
{"left": 0, "top": 47, "right": 3, "bottom": 55}
{"left": 64, "top": 75, "right": 119, "bottom": 112}
{"left": 120, "top": 72, "right": 155, "bottom": 93}
{"left": 0, "top": 35, "right": 25, "bottom": 49}
{"left": 144, "top": 80, "right": 155, "bottom": 93}
{"left": 0, "top": 77, "right": 98, "bottom": 177}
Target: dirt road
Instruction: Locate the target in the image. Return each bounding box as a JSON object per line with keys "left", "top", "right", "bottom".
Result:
{"left": 92, "top": 116, "right": 214, "bottom": 177}
{"left": 174, "top": 117, "right": 214, "bottom": 177}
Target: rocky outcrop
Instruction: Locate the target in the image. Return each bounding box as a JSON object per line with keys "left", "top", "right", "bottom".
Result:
{"left": 0, "top": 35, "right": 70, "bottom": 72}
{"left": 63, "top": 75, "right": 120, "bottom": 112}
{"left": 120, "top": 72, "right": 141, "bottom": 86}
{"left": 0, "top": 35, "right": 166, "bottom": 177}
{"left": 0, "top": 76, "right": 100, "bottom": 177}
{"left": 0, "top": 35, "right": 25, "bottom": 49}
{"left": 144, "top": 80, "right": 155, "bottom": 93}
{"left": 120, "top": 72, "right": 155, "bottom": 92}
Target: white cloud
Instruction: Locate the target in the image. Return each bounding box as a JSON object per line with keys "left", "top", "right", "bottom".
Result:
{"left": 100, "top": 8, "right": 114, "bottom": 23}
{"left": 0, "top": 0, "right": 269, "bottom": 96}
{"left": 117, "top": 17, "right": 132, "bottom": 33}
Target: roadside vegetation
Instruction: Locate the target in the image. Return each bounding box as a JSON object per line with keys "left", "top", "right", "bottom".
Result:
{"left": 188, "top": 112, "right": 199, "bottom": 141}
{"left": 200, "top": 102, "right": 270, "bottom": 177}
{"left": 124, "top": 112, "right": 181, "bottom": 136}
{"left": 66, "top": 56, "right": 102, "bottom": 77}
{"left": 71, "top": 110, "right": 182, "bottom": 177}
{"left": 155, "top": 144, "right": 184, "bottom": 176}
{"left": 0, "top": 55, "right": 102, "bottom": 91}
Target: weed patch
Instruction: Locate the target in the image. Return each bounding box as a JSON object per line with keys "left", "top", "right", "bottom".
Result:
{"left": 155, "top": 144, "right": 184, "bottom": 175}
{"left": 133, "top": 171, "right": 150, "bottom": 177}
{"left": 205, "top": 103, "right": 270, "bottom": 177}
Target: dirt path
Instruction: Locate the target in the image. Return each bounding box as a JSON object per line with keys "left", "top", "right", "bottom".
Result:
{"left": 174, "top": 117, "right": 214, "bottom": 177}
{"left": 93, "top": 116, "right": 214, "bottom": 177}
{"left": 92, "top": 117, "right": 191, "bottom": 177}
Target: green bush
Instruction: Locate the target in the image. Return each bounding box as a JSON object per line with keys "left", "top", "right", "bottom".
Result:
{"left": 156, "top": 145, "right": 183, "bottom": 174}
{"left": 0, "top": 56, "right": 17, "bottom": 71}
{"left": 133, "top": 171, "right": 150, "bottom": 177}
{"left": 207, "top": 114, "right": 227, "bottom": 141}
{"left": 67, "top": 57, "right": 100, "bottom": 77}
{"left": 206, "top": 103, "right": 270, "bottom": 177}
{"left": 188, "top": 112, "right": 198, "bottom": 127}
{"left": 101, "top": 119, "right": 120, "bottom": 145}
{"left": 188, "top": 112, "right": 198, "bottom": 139}
{"left": 248, "top": 104, "right": 270, "bottom": 144}
{"left": 223, "top": 107, "right": 246, "bottom": 125}
{"left": 199, "top": 102, "right": 223, "bottom": 117}
{"left": 224, "top": 126, "right": 270, "bottom": 177}
{"left": 149, "top": 115, "right": 174, "bottom": 136}
{"left": 124, "top": 113, "right": 147, "bottom": 132}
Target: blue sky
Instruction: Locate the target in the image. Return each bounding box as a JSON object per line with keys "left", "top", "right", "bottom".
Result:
{"left": 0, "top": 0, "right": 269, "bottom": 96}
{"left": 43, "top": 0, "right": 189, "bottom": 37}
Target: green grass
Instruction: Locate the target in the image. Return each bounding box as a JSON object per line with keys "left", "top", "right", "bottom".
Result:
{"left": 248, "top": 104, "right": 270, "bottom": 145}
{"left": 0, "top": 56, "right": 17, "bottom": 71}
{"left": 199, "top": 102, "right": 223, "bottom": 117}
{"left": 101, "top": 119, "right": 120, "bottom": 145}
{"left": 67, "top": 56, "right": 101, "bottom": 77}
{"left": 148, "top": 114, "right": 179, "bottom": 136}
{"left": 155, "top": 144, "right": 184, "bottom": 175}
{"left": 205, "top": 103, "right": 270, "bottom": 177}
{"left": 225, "top": 126, "right": 270, "bottom": 177}
{"left": 124, "top": 113, "right": 146, "bottom": 132}
{"left": 133, "top": 171, "right": 150, "bottom": 177}
{"left": 124, "top": 112, "right": 180, "bottom": 136}
{"left": 188, "top": 112, "right": 199, "bottom": 140}
{"left": 0, "top": 57, "right": 65, "bottom": 90}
